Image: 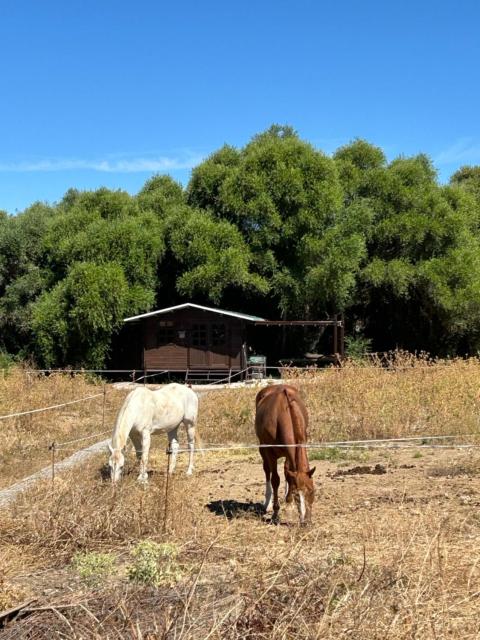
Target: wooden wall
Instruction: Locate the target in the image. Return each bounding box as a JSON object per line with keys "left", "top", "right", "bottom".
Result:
{"left": 142, "top": 308, "right": 245, "bottom": 370}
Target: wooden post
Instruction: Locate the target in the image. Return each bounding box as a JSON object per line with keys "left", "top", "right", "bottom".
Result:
{"left": 132, "top": 369, "right": 136, "bottom": 384}
{"left": 49, "top": 442, "right": 56, "bottom": 485}
{"left": 333, "top": 315, "right": 338, "bottom": 358}
{"left": 340, "top": 314, "right": 345, "bottom": 359}
{"left": 101, "top": 383, "right": 107, "bottom": 430}
{"left": 163, "top": 446, "right": 172, "bottom": 534}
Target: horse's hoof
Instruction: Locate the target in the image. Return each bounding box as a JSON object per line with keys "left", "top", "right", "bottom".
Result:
{"left": 185, "top": 469, "right": 193, "bottom": 476}
{"left": 137, "top": 475, "right": 149, "bottom": 484}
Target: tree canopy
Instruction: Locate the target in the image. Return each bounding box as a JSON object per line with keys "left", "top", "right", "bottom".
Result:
{"left": 1, "top": 126, "right": 480, "bottom": 366}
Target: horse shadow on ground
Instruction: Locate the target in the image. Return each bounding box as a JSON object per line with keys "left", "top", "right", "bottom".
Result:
{"left": 207, "top": 499, "right": 265, "bottom": 520}
{"left": 206, "top": 499, "right": 299, "bottom": 527}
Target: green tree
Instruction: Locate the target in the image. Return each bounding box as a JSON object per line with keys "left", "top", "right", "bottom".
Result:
{"left": 0, "top": 203, "right": 54, "bottom": 355}
{"left": 450, "top": 166, "right": 480, "bottom": 204}
{"left": 28, "top": 187, "right": 167, "bottom": 366}
{"left": 336, "top": 144, "right": 480, "bottom": 354}
{"left": 32, "top": 262, "right": 131, "bottom": 367}
{"left": 166, "top": 207, "right": 269, "bottom": 303}
{"left": 188, "top": 125, "right": 363, "bottom": 318}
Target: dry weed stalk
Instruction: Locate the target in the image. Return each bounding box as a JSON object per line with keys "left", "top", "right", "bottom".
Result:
{"left": 1, "top": 356, "right": 480, "bottom": 638}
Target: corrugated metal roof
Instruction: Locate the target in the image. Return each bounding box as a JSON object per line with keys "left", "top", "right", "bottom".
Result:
{"left": 123, "top": 303, "right": 266, "bottom": 323}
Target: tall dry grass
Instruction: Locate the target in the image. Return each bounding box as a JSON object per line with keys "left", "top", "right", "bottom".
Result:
{"left": 197, "top": 353, "right": 480, "bottom": 445}
{"left": 0, "top": 367, "right": 128, "bottom": 487}
{"left": 0, "top": 448, "right": 479, "bottom": 638}
{"left": 1, "top": 350, "right": 480, "bottom": 638}
{"left": 2, "top": 354, "right": 480, "bottom": 488}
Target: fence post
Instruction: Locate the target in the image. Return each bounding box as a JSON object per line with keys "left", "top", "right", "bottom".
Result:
{"left": 49, "top": 441, "right": 56, "bottom": 485}
{"left": 101, "top": 383, "right": 107, "bottom": 430}
{"left": 163, "top": 446, "right": 172, "bottom": 534}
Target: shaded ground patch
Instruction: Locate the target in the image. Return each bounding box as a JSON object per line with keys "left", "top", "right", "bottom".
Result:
{"left": 206, "top": 499, "right": 265, "bottom": 519}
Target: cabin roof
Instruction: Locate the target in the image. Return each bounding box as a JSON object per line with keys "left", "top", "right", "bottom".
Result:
{"left": 123, "top": 303, "right": 266, "bottom": 323}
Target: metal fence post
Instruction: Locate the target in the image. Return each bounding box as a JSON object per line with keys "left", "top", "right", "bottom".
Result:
{"left": 163, "top": 446, "right": 172, "bottom": 534}
{"left": 101, "top": 383, "right": 107, "bottom": 430}
{"left": 49, "top": 441, "right": 56, "bottom": 485}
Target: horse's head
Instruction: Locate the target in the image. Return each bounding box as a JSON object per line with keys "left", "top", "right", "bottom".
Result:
{"left": 108, "top": 443, "right": 125, "bottom": 482}
{"left": 285, "top": 467, "right": 316, "bottom": 524}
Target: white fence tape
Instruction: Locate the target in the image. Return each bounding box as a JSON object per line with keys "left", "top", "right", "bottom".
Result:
{"left": 171, "top": 433, "right": 476, "bottom": 454}
{"left": 56, "top": 429, "right": 112, "bottom": 449}
{"left": 0, "top": 392, "right": 104, "bottom": 421}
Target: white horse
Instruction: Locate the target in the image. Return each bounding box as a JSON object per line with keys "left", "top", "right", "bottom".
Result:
{"left": 108, "top": 383, "right": 198, "bottom": 483}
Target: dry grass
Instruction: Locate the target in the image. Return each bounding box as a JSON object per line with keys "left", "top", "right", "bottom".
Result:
{"left": 2, "top": 353, "right": 479, "bottom": 488}
{"left": 1, "top": 355, "right": 480, "bottom": 638}
{"left": 0, "top": 447, "right": 480, "bottom": 639}
{"left": 0, "top": 367, "right": 128, "bottom": 487}
{"left": 198, "top": 353, "right": 480, "bottom": 445}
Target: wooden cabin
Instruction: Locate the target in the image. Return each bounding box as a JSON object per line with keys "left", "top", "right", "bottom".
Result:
{"left": 123, "top": 303, "right": 345, "bottom": 381}
{"left": 123, "top": 303, "right": 265, "bottom": 379}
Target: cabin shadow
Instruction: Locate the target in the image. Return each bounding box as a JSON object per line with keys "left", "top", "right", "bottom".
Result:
{"left": 206, "top": 499, "right": 265, "bottom": 520}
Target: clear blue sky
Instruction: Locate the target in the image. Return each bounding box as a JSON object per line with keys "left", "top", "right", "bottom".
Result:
{"left": 1, "top": 0, "right": 479, "bottom": 213}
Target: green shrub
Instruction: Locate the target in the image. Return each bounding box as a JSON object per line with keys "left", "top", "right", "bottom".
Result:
{"left": 344, "top": 335, "right": 372, "bottom": 361}
{"left": 0, "top": 351, "right": 15, "bottom": 374}
{"left": 71, "top": 551, "right": 115, "bottom": 584}
{"left": 127, "top": 541, "right": 182, "bottom": 586}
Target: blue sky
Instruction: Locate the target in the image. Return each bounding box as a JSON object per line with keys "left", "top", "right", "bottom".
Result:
{"left": 0, "top": 0, "right": 479, "bottom": 213}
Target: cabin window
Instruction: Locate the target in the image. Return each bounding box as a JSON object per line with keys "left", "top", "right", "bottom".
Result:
{"left": 157, "top": 325, "right": 175, "bottom": 346}
{"left": 192, "top": 323, "right": 208, "bottom": 347}
{"left": 211, "top": 323, "right": 226, "bottom": 346}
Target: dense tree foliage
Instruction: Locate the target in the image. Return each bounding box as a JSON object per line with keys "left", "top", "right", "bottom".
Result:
{"left": 2, "top": 126, "right": 480, "bottom": 366}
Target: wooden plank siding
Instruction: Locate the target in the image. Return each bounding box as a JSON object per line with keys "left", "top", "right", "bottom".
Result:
{"left": 142, "top": 308, "right": 245, "bottom": 371}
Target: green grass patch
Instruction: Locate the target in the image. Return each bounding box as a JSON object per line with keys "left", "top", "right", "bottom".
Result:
{"left": 309, "top": 446, "right": 369, "bottom": 463}
{"left": 71, "top": 551, "right": 116, "bottom": 585}
{"left": 127, "top": 541, "right": 182, "bottom": 586}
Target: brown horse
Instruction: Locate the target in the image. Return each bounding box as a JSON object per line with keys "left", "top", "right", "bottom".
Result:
{"left": 255, "top": 384, "right": 315, "bottom": 524}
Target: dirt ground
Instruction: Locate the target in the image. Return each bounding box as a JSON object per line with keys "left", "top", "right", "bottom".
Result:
{"left": 1, "top": 444, "right": 480, "bottom": 638}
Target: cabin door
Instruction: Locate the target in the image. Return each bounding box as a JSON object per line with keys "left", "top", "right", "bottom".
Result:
{"left": 188, "top": 323, "right": 209, "bottom": 368}
{"left": 209, "top": 322, "right": 229, "bottom": 368}
{"left": 188, "top": 321, "right": 231, "bottom": 369}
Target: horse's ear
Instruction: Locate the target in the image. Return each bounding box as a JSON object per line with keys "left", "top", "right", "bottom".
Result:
{"left": 108, "top": 443, "right": 114, "bottom": 454}
{"left": 308, "top": 467, "right": 316, "bottom": 478}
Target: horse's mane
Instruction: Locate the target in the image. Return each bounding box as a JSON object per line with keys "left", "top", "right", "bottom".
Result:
{"left": 112, "top": 388, "right": 142, "bottom": 448}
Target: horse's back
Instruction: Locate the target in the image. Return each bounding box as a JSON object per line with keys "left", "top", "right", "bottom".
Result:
{"left": 155, "top": 383, "right": 198, "bottom": 423}
{"left": 255, "top": 384, "right": 307, "bottom": 445}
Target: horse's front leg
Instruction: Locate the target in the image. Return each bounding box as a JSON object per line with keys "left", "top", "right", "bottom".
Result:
{"left": 271, "top": 462, "right": 281, "bottom": 524}
{"left": 184, "top": 420, "right": 195, "bottom": 476}
{"left": 137, "top": 430, "right": 151, "bottom": 483}
{"left": 260, "top": 449, "right": 273, "bottom": 513}
{"left": 167, "top": 428, "right": 179, "bottom": 475}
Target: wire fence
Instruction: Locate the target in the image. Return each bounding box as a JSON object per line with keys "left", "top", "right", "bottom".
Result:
{"left": 169, "top": 433, "right": 479, "bottom": 454}
{"left": 55, "top": 429, "right": 112, "bottom": 450}
{"left": 2, "top": 374, "right": 480, "bottom": 513}
{"left": 0, "top": 392, "right": 105, "bottom": 421}
{"left": 4, "top": 360, "right": 472, "bottom": 381}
